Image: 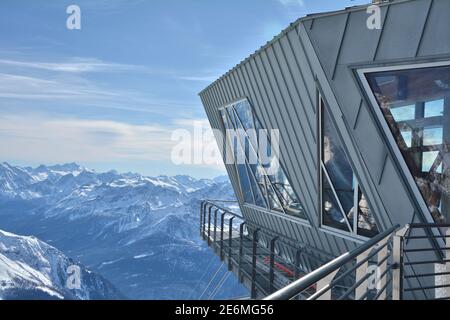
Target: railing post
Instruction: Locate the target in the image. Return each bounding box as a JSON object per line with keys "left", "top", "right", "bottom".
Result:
{"left": 207, "top": 206, "right": 212, "bottom": 246}
{"left": 213, "top": 209, "right": 219, "bottom": 246}
{"left": 200, "top": 201, "right": 204, "bottom": 237}
{"left": 269, "top": 237, "right": 278, "bottom": 293}
{"left": 238, "top": 222, "right": 246, "bottom": 283}
{"left": 228, "top": 217, "right": 235, "bottom": 271}
{"left": 251, "top": 229, "right": 260, "bottom": 299}
{"left": 220, "top": 212, "right": 226, "bottom": 260}
{"left": 392, "top": 225, "right": 409, "bottom": 300}
{"left": 202, "top": 203, "right": 208, "bottom": 240}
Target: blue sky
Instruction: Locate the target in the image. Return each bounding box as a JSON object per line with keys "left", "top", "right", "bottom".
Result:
{"left": 0, "top": 0, "right": 367, "bottom": 178}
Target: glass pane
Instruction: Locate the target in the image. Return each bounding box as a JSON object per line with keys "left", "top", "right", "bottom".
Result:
{"left": 425, "top": 99, "right": 444, "bottom": 118}
{"left": 234, "top": 101, "right": 256, "bottom": 131}
{"left": 232, "top": 113, "right": 268, "bottom": 208}
{"left": 264, "top": 175, "right": 284, "bottom": 212}
{"left": 322, "top": 106, "right": 355, "bottom": 218}
{"left": 422, "top": 151, "right": 442, "bottom": 173}
{"left": 236, "top": 164, "right": 254, "bottom": 204}
{"left": 357, "top": 189, "right": 379, "bottom": 238}
{"left": 391, "top": 104, "right": 416, "bottom": 121}
{"left": 322, "top": 172, "right": 351, "bottom": 233}
{"left": 246, "top": 164, "right": 268, "bottom": 208}
{"left": 423, "top": 127, "right": 443, "bottom": 146}
{"left": 401, "top": 129, "right": 413, "bottom": 148}
{"left": 366, "top": 65, "right": 450, "bottom": 223}
{"left": 221, "top": 100, "right": 307, "bottom": 219}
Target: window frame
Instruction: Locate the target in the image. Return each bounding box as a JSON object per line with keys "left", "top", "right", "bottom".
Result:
{"left": 219, "top": 98, "right": 310, "bottom": 224}
{"left": 356, "top": 60, "right": 450, "bottom": 226}
{"left": 318, "top": 94, "right": 379, "bottom": 239}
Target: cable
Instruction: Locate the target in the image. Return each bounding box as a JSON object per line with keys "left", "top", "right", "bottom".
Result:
{"left": 208, "top": 271, "right": 232, "bottom": 300}
{"left": 198, "top": 262, "right": 224, "bottom": 300}
{"left": 187, "top": 254, "right": 218, "bottom": 300}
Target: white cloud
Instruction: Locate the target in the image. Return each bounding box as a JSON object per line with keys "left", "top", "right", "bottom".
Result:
{"left": 0, "top": 115, "right": 224, "bottom": 170}
{"left": 0, "top": 57, "right": 149, "bottom": 74}
{"left": 176, "top": 75, "right": 219, "bottom": 82}
{"left": 0, "top": 72, "right": 198, "bottom": 117}
{"left": 276, "top": 0, "right": 305, "bottom": 6}
{"left": 0, "top": 115, "right": 169, "bottom": 163}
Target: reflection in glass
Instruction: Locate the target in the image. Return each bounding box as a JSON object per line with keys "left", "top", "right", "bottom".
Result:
{"left": 366, "top": 65, "right": 449, "bottom": 223}
{"left": 220, "top": 100, "right": 307, "bottom": 220}
{"left": 423, "top": 127, "right": 443, "bottom": 146}
{"left": 321, "top": 100, "right": 379, "bottom": 237}
{"left": 322, "top": 174, "right": 350, "bottom": 233}
{"left": 425, "top": 99, "right": 444, "bottom": 118}
{"left": 391, "top": 105, "right": 416, "bottom": 121}
{"left": 323, "top": 106, "right": 355, "bottom": 216}
{"left": 401, "top": 129, "right": 413, "bottom": 148}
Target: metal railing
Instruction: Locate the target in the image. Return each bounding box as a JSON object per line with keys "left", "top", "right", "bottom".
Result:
{"left": 200, "top": 201, "right": 450, "bottom": 300}
{"left": 392, "top": 223, "right": 450, "bottom": 300}
{"left": 200, "top": 200, "right": 333, "bottom": 299}
{"left": 264, "top": 225, "right": 400, "bottom": 300}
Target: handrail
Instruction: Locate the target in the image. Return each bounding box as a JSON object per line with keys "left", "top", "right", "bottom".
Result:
{"left": 202, "top": 200, "right": 244, "bottom": 219}
{"left": 202, "top": 201, "right": 334, "bottom": 264}
{"left": 264, "top": 224, "right": 400, "bottom": 300}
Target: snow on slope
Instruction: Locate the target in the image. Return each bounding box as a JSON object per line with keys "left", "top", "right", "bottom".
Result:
{"left": 0, "top": 229, "right": 123, "bottom": 300}
{"left": 0, "top": 162, "right": 246, "bottom": 299}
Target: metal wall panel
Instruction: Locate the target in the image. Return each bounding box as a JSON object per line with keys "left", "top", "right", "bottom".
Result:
{"left": 417, "top": 0, "right": 450, "bottom": 56}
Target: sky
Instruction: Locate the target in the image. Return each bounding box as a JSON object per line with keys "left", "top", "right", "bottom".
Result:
{"left": 0, "top": 0, "right": 368, "bottom": 178}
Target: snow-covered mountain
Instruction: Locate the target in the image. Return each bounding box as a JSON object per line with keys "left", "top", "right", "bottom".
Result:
{"left": 0, "top": 162, "right": 246, "bottom": 299}
{"left": 0, "top": 229, "right": 123, "bottom": 300}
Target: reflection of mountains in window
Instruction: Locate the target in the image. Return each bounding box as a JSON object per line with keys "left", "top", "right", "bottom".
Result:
{"left": 366, "top": 65, "right": 449, "bottom": 223}
{"left": 220, "top": 100, "right": 306, "bottom": 220}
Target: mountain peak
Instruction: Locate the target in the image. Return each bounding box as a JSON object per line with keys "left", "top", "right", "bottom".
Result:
{"left": 0, "top": 229, "right": 124, "bottom": 300}
{"left": 47, "top": 162, "right": 84, "bottom": 172}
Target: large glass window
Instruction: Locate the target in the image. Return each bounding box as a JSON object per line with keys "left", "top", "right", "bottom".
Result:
{"left": 220, "top": 99, "right": 306, "bottom": 220}
{"left": 320, "top": 99, "right": 379, "bottom": 238}
{"left": 365, "top": 65, "right": 450, "bottom": 223}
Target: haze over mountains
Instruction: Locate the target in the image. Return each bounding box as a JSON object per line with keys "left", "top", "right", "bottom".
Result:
{"left": 0, "top": 162, "right": 247, "bottom": 299}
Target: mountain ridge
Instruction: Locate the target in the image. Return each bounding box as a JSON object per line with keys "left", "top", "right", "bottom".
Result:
{"left": 0, "top": 229, "right": 124, "bottom": 300}
{"left": 0, "top": 162, "right": 246, "bottom": 299}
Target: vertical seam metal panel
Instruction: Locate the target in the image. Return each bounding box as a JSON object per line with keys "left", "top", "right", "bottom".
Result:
{"left": 252, "top": 52, "right": 317, "bottom": 216}
{"left": 372, "top": 5, "right": 391, "bottom": 61}
{"left": 414, "top": 0, "right": 434, "bottom": 58}
{"left": 263, "top": 45, "right": 318, "bottom": 191}
{"left": 331, "top": 13, "right": 350, "bottom": 80}
{"left": 270, "top": 42, "right": 317, "bottom": 145}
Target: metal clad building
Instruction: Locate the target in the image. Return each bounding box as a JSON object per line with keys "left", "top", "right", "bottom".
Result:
{"left": 199, "top": 0, "right": 450, "bottom": 299}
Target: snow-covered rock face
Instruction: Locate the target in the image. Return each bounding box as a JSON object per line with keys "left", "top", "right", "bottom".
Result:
{"left": 0, "top": 230, "right": 123, "bottom": 300}
{"left": 0, "top": 163, "right": 246, "bottom": 300}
